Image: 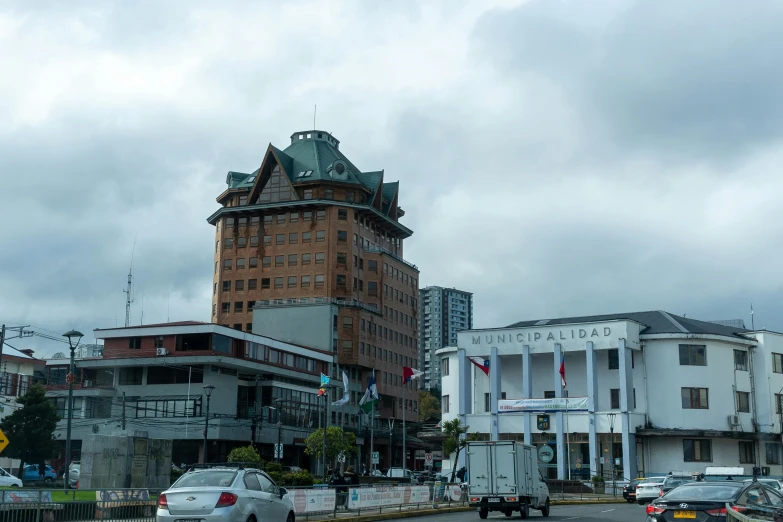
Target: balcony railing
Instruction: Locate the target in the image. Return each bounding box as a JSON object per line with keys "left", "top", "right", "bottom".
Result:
{"left": 363, "top": 246, "right": 419, "bottom": 271}
{"left": 254, "top": 296, "right": 381, "bottom": 315}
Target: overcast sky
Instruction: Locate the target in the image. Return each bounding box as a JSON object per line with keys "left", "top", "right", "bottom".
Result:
{"left": 2, "top": 0, "right": 782, "bottom": 357}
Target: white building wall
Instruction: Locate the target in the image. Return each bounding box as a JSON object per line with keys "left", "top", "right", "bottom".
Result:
{"left": 644, "top": 337, "right": 754, "bottom": 431}
{"left": 439, "top": 326, "right": 783, "bottom": 478}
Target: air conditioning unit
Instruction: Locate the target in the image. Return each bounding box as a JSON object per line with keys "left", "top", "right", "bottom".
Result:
{"left": 728, "top": 415, "right": 740, "bottom": 427}
{"left": 82, "top": 380, "right": 93, "bottom": 388}
{"left": 156, "top": 348, "right": 169, "bottom": 356}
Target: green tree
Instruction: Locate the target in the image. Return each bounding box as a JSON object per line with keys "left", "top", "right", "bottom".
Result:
{"left": 227, "top": 445, "right": 263, "bottom": 468}
{"left": 0, "top": 383, "right": 59, "bottom": 477}
{"left": 418, "top": 390, "right": 441, "bottom": 422}
{"left": 305, "top": 426, "right": 356, "bottom": 468}
{"left": 441, "top": 418, "right": 469, "bottom": 482}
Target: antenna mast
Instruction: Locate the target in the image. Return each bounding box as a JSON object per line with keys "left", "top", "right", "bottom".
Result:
{"left": 123, "top": 241, "right": 136, "bottom": 327}
{"left": 751, "top": 303, "right": 755, "bottom": 330}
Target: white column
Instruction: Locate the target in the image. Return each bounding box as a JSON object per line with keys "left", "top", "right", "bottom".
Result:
{"left": 522, "top": 344, "right": 532, "bottom": 444}
{"left": 554, "top": 343, "right": 565, "bottom": 480}
{"left": 618, "top": 339, "right": 638, "bottom": 481}
{"left": 490, "top": 346, "right": 501, "bottom": 441}
{"left": 457, "top": 349, "right": 472, "bottom": 469}
{"left": 586, "top": 341, "right": 599, "bottom": 478}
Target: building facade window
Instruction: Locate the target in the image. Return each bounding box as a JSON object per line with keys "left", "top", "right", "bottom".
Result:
{"left": 608, "top": 349, "right": 619, "bottom": 370}
{"left": 767, "top": 443, "right": 782, "bottom": 465}
{"left": 736, "top": 391, "right": 750, "bottom": 413}
{"left": 443, "top": 395, "right": 449, "bottom": 414}
{"left": 610, "top": 389, "right": 620, "bottom": 409}
{"left": 681, "top": 387, "right": 709, "bottom": 409}
{"left": 774, "top": 353, "right": 783, "bottom": 373}
{"left": 734, "top": 350, "right": 748, "bottom": 371}
{"left": 679, "top": 344, "right": 707, "bottom": 366}
{"left": 739, "top": 441, "right": 755, "bottom": 464}
{"left": 683, "top": 439, "right": 711, "bottom": 462}
{"left": 441, "top": 358, "right": 449, "bottom": 376}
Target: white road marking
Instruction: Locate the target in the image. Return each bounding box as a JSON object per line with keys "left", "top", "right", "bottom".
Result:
{"left": 600, "top": 508, "right": 616, "bottom": 512}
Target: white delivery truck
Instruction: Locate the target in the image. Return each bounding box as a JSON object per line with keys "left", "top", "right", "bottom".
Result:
{"left": 466, "top": 440, "right": 550, "bottom": 519}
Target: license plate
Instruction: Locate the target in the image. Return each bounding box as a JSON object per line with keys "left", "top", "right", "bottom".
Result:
{"left": 488, "top": 498, "right": 501, "bottom": 503}
{"left": 674, "top": 511, "right": 696, "bottom": 519}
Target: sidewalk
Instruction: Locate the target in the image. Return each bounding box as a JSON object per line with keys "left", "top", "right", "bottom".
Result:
{"left": 301, "top": 495, "right": 629, "bottom": 522}
{"left": 303, "top": 504, "right": 471, "bottom": 522}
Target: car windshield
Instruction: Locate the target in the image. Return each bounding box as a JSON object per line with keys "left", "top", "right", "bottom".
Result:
{"left": 173, "top": 471, "right": 237, "bottom": 488}
{"left": 664, "top": 485, "right": 742, "bottom": 501}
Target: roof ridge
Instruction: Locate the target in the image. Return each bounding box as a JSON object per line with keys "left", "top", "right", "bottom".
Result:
{"left": 658, "top": 311, "right": 689, "bottom": 333}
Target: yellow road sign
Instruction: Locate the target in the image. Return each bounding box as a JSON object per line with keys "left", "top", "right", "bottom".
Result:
{"left": 0, "top": 429, "right": 8, "bottom": 454}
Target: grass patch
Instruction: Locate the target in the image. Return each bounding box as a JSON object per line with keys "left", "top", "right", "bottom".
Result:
{"left": 50, "top": 491, "right": 97, "bottom": 502}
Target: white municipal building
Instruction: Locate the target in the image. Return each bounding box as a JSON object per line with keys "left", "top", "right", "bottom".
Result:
{"left": 438, "top": 311, "right": 783, "bottom": 481}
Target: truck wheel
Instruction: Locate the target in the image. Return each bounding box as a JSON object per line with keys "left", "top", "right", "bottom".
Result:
{"left": 504, "top": 510, "right": 512, "bottom": 517}
{"left": 541, "top": 498, "right": 550, "bottom": 517}
{"left": 479, "top": 508, "right": 488, "bottom": 519}
{"left": 638, "top": 499, "right": 645, "bottom": 505}
{"left": 520, "top": 503, "right": 529, "bottom": 519}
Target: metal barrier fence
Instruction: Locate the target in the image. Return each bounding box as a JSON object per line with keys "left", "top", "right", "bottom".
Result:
{"left": 0, "top": 489, "right": 155, "bottom": 522}
{"left": 288, "top": 482, "right": 468, "bottom": 519}
{"left": 0, "top": 484, "right": 466, "bottom": 522}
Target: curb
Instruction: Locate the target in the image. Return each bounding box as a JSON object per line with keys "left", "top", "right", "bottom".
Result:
{"left": 307, "top": 506, "right": 472, "bottom": 522}
{"left": 551, "top": 499, "right": 629, "bottom": 505}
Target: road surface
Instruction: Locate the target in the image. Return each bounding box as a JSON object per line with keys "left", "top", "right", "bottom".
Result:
{"left": 382, "top": 503, "right": 643, "bottom": 521}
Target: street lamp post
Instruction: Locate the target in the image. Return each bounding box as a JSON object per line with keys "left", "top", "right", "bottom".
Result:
{"left": 202, "top": 385, "right": 215, "bottom": 463}
{"left": 62, "top": 330, "right": 83, "bottom": 490}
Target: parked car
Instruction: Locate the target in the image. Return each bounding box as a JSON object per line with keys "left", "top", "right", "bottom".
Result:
{"left": 68, "top": 464, "right": 80, "bottom": 488}
{"left": 385, "top": 468, "right": 413, "bottom": 479}
{"left": 22, "top": 464, "right": 57, "bottom": 483}
{"left": 0, "top": 467, "right": 22, "bottom": 487}
{"left": 658, "top": 474, "right": 695, "bottom": 496}
{"left": 157, "top": 467, "right": 294, "bottom": 522}
{"left": 646, "top": 480, "right": 783, "bottom": 521}
{"left": 636, "top": 477, "right": 667, "bottom": 505}
{"left": 623, "top": 478, "right": 645, "bottom": 503}
{"left": 745, "top": 478, "right": 783, "bottom": 491}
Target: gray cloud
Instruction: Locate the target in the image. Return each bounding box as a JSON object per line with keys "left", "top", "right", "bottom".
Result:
{"left": 1, "top": 0, "right": 782, "bottom": 357}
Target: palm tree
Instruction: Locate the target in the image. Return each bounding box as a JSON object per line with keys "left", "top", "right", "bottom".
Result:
{"left": 441, "top": 418, "right": 469, "bottom": 482}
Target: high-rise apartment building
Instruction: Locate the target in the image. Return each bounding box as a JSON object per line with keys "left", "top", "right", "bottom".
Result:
{"left": 418, "top": 286, "right": 473, "bottom": 391}
{"left": 207, "top": 130, "right": 420, "bottom": 422}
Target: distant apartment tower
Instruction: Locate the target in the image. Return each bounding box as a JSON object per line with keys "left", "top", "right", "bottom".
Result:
{"left": 418, "top": 286, "right": 473, "bottom": 390}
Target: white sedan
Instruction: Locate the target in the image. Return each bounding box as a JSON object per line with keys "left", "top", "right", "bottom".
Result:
{"left": 635, "top": 476, "right": 666, "bottom": 505}
{"left": 157, "top": 467, "right": 294, "bottom": 522}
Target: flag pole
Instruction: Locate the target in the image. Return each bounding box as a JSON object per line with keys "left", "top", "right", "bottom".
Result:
{"left": 565, "top": 388, "right": 571, "bottom": 481}
{"left": 402, "top": 380, "right": 406, "bottom": 473}
{"left": 370, "top": 399, "right": 375, "bottom": 472}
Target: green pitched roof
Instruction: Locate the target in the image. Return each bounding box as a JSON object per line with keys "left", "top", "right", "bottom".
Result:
{"left": 381, "top": 181, "right": 399, "bottom": 215}
{"left": 282, "top": 131, "right": 365, "bottom": 186}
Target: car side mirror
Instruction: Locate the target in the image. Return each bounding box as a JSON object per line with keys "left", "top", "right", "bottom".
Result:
{"left": 279, "top": 488, "right": 287, "bottom": 498}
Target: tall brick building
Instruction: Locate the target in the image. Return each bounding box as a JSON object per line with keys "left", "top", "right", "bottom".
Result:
{"left": 207, "top": 130, "right": 420, "bottom": 423}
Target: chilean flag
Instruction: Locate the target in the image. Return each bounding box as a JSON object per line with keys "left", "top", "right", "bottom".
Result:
{"left": 470, "top": 357, "right": 490, "bottom": 376}
{"left": 402, "top": 366, "right": 423, "bottom": 384}
{"left": 559, "top": 354, "right": 566, "bottom": 388}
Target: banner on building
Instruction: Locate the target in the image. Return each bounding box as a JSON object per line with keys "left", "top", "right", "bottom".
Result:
{"left": 347, "top": 485, "right": 431, "bottom": 510}
{"left": 498, "top": 397, "right": 588, "bottom": 413}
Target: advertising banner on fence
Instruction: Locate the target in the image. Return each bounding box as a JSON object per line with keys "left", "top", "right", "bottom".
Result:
{"left": 348, "top": 485, "right": 431, "bottom": 510}
{"left": 443, "top": 485, "right": 463, "bottom": 502}
{"left": 499, "top": 397, "right": 588, "bottom": 413}
{"left": 288, "top": 488, "right": 336, "bottom": 514}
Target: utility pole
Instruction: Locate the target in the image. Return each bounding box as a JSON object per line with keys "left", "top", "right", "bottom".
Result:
{"left": 122, "top": 392, "right": 126, "bottom": 431}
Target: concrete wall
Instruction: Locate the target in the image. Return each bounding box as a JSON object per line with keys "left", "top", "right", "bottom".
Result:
{"left": 252, "top": 304, "right": 337, "bottom": 352}
{"left": 79, "top": 435, "right": 172, "bottom": 489}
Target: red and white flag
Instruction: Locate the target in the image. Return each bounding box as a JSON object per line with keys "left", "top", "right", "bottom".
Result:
{"left": 559, "top": 353, "right": 566, "bottom": 388}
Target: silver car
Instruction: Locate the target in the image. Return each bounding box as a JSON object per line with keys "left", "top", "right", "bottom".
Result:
{"left": 157, "top": 468, "right": 294, "bottom": 522}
